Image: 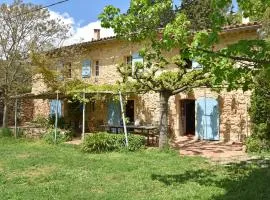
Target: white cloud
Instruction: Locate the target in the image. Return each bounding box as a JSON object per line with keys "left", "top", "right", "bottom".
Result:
{"left": 48, "top": 10, "right": 115, "bottom": 47}
{"left": 63, "top": 21, "right": 115, "bottom": 46}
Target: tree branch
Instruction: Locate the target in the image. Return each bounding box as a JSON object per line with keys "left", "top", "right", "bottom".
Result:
{"left": 197, "top": 47, "right": 270, "bottom": 65}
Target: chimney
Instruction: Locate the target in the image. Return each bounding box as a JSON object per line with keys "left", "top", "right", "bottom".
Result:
{"left": 93, "top": 29, "right": 101, "bottom": 40}
{"left": 242, "top": 17, "right": 250, "bottom": 24}
{"left": 242, "top": 12, "right": 250, "bottom": 24}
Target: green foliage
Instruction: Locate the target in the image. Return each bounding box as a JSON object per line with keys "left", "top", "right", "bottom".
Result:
{"left": 42, "top": 129, "right": 72, "bottom": 144}
{"left": 81, "top": 132, "right": 145, "bottom": 153}
{"left": 48, "top": 114, "right": 66, "bottom": 129}
{"left": 32, "top": 115, "right": 51, "bottom": 128}
{"left": 245, "top": 136, "right": 270, "bottom": 153}
{"left": 247, "top": 68, "right": 270, "bottom": 152}
{"left": 180, "top": 0, "right": 215, "bottom": 30}
{"left": 1, "top": 137, "right": 270, "bottom": 199}
{"left": 0, "top": 128, "right": 13, "bottom": 137}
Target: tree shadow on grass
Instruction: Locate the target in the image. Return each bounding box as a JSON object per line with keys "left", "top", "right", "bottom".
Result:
{"left": 152, "top": 158, "right": 270, "bottom": 200}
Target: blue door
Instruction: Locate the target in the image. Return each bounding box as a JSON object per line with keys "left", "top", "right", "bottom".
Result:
{"left": 107, "top": 100, "right": 121, "bottom": 125}
{"left": 196, "top": 97, "right": 219, "bottom": 140}
{"left": 50, "top": 100, "right": 62, "bottom": 117}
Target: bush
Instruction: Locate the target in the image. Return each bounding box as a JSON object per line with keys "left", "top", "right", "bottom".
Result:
{"left": 248, "top": 68, "right": 270, "bottom": 152}
{"left": 82, "top": 132, "right": 145, "bottom": 153}
{"left": 43, "top": 129, "right": 72, "bottom": 144}
{"left": 245, "top": 136, "right": 270, "bottom": 153}
{"left": 49, "top": 115, "right": 66, "bottom": 129}
{"left": 32, "top": 115, "right": 51, "bottom": 128}
{"left": 0, "top": 128, "right": 13, "bottom": 137}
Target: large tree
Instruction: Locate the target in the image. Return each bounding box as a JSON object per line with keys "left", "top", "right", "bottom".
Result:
{"left": 0, "top": 0, "right": 69, "bottom": 127}
{"left": 99, "top": 0, "right": 270, "bottom": 148}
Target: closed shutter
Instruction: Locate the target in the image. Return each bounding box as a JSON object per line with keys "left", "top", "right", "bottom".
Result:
{"left": 82, "top": 60, "right": 91, "bottom": 78}
{"left": 107, "top": 100, "right": 121, "bottom": 126}
{"left": 192, "top": 60, "right": 203, "bottom": 70}
{"left": 50, "top": 100, "right": 62, "bottom": 117}
{"left": 196, "top": 97, "right": 219, "bottom": 140}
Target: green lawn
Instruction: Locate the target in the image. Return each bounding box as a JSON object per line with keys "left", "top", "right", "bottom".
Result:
{"left": 0, "top": 138, "right": 269, "bottom": 200}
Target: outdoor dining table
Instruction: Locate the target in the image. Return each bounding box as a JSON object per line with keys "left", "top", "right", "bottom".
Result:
{"left": 104, "top": 125, "right": 159, "bottom": 145}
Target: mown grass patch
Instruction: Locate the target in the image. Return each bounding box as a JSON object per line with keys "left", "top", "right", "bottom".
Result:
{"left": 0, "top": 137, "right": 269, "bottom": 200}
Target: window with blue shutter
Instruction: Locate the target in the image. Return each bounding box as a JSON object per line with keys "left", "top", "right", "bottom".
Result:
{"left": 132, "top": 52, "right": 143, "bottom": 76}
{"left": 50, "top": 100, "right": 62, "bottom": 117}
{"left": 195, "top": 97, "right": 219, "bottom": 140}
{"left": 192, "top": 60, "right": 203, "bottom": 70}
{"left": 82, "top": 60, "right": 91, "bottom": 78}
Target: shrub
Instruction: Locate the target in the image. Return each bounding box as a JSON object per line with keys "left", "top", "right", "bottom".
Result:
{"left": 32, "top": 115, "right": 51, "bottom": 128}
{"left": 82, "top": 132, "right": 145, "bottom": 153}
{"left": 0, "top": 128, "right": 13, "bottom": 137}
{"left": 245, "top": 136, "right": 270, "bottom": 153}
{"left": 248, "top": 68, "right": 270, "bottom": 152}
{"left": 49, "top": 115, "right": 66, "bottom": 129}
{"left": 43, "top": 129, "right": 72, "bottom": 144}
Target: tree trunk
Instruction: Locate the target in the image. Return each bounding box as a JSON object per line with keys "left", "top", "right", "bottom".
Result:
{"left": 2, "top": 98, "right": 8, "bottom": 128}
{"left": 159, "top": 91, "right": 170, "bottom": 148}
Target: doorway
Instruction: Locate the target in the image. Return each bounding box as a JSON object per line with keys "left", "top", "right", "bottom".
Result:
{"left": 125, "top": 100, "right": 134, "bottom": 124}
{"left": 180, "top": 100, "right": 195, "bottom": 135}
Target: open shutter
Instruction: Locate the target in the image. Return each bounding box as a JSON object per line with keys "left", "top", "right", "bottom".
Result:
{"left": 50, "top": 100, "right": 62, "bottom": 117}
{"left": 192, "top": 60, "right": 203, "bottom": 70}
{"left": 196, "top": 97, "right": 219, "bottom": 140}
{"left": 132, "top": 52, "right": 143, "bottom": 76}
{"left": 107, "top": 100, "right": 121, "bottom": 126}
{"left": 82, "top": 60, "right": 91, "bottom": 78}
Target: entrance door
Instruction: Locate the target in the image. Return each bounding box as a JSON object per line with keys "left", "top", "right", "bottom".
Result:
{"left": 196, "top": 97, "right": 219, "bottom": 140}
{"left": 180, "top": 100, "right": 195, "bottom": 135}
{"left": 125, "top": 100, "right": 134, "bottom": 124}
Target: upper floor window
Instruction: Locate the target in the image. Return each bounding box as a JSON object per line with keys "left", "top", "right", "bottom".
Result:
{"left": 132, "top": 53, "right": 143, "bottom": 76}
{"left": 82, "top": 60, "right": 91, "bottom": 78}
{"left": 95, "top": 60, "right": 99, "bottom": 76}
{"left": 126, "top": 56, "right": 132, "bottom": 65}
{"left": 64, "top": 62, "right": 72, "bottom": 78}
{"left": 184, "top": 59, "right": 202, "bottom": 70}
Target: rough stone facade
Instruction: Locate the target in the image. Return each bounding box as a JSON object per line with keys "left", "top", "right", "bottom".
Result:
{"left": 31, "top": 24, "right": 259, "bottom": 142}
{"left": 0, "top": 98, "right": 34, "bottom": 126}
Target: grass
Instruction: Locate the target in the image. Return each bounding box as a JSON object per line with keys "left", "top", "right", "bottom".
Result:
{"left": 0, "top": 138, "right": 269, "bottom": 200}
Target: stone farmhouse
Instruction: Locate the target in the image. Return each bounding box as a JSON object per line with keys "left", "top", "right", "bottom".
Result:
{"left": 24, "top": 22, "right": 261, "bottom": 142}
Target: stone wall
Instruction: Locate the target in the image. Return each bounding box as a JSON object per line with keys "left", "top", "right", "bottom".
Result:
{"left": 167, "top": 88, "right": 251, "bottom": 142}
{"left": 30, "top": 27, "right": 258, "bottom": 141}
{"left": 0, "top": 98, "right": 34, "bottom": 126}
{"left": 33, "top": 99, "right": 50, "bottom": 119}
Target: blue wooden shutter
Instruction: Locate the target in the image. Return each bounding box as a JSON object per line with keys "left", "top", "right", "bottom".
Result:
{"left": 50, "top": 100, "right": 62, "bottom": 117}
{"left": 82, "top": 60, "right": 91, "bottom": 78}
{"left": 132, "top": 52, "right": 143, "bottom": 76}
{"left": 196, "top": 97, "right": 219, "bottom": 140}
{"left": 107, "top": 100, "right": 121, "bottom": 126}
{"left": 192, "top": 60, "right": 202, "bottom": 70}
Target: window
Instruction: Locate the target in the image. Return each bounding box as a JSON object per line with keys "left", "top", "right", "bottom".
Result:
{"left": 132, "top": 53, "right": 143, "bottom": 76}
{"left": 126, "top": 56, "right": 132, "bottom": 65}
{"left": 64, "top": 62, "right": 72, "bottom": 78}
{"left": 184, "top": 59, "right": 192, "bottom": 69}
{"left": 82, "top": 60, "right": 91, "bottom": 78}
{"left": 95, "top": 60, "right": 99, "bottom": 76}
{"left": 192, "top": 60, "right": 202, "bottom": 70}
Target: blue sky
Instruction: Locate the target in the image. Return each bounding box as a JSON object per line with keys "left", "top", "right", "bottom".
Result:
{"left": 1, "top": 0, "right": 187, "bottom": 26}
{"left": 0, "top": 0, "right": 238, "bottom": 45}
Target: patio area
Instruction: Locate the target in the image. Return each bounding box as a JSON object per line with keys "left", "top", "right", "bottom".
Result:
{"left": 172, "top": 136, "right": 249, "bottom": 163}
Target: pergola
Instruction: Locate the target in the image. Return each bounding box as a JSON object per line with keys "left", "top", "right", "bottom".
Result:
{"left": 10, "top": 90, "right": 129, "bottom": 146}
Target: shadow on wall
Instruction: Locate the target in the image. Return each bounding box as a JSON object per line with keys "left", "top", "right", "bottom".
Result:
{"left": 196, "top": 104, "right": 204, "bottom": 139}
{"left": 135, "top": 95, "right": 155, "bottom": 125}
{"left": 219, "top": 95, "right": 248, "bottom": 142}
{"left": 151, "top": 158, "right": 270, "bottom": 200}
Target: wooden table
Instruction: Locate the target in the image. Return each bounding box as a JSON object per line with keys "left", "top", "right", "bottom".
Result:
{"left": 104, "top": 125, "right": 158, "bottom": 145}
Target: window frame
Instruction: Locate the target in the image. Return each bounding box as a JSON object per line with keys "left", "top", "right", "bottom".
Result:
{"left": 95, "top": 60, "right": 99, "bottom": 77}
